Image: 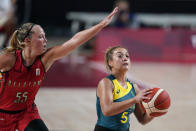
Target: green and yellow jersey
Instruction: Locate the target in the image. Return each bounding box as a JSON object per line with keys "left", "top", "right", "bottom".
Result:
{"left": 96, "top": 74, "right": 136, "bottom": 131}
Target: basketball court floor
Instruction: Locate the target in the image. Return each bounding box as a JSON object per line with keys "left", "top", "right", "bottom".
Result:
{"left": 35, "top": 62, "right": 196, "bottom": 131}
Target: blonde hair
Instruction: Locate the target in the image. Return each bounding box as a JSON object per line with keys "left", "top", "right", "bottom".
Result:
{"left": 5, "top": 23, "right": 35, "bottom": 53}
{"left": 105, "top": 46, "right": 127, "bottom": 72}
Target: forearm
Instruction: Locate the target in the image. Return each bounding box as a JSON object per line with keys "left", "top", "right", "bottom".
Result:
{"left": 68, "top": 7, "right": 118, "bottom": 47}
{"left": 71, "top": 22, "right": 105, "bottom": 46}
{"left": 102, "top": 98, "right": 137, "bottom": 116}
{"left": 45, "top": 22, "right": 106, "bottom": 62}
{"left": 134, "top": 103, "right": 154, "bottom": 125}
{"left": 44, "top": 7, "right": 118, "bottom": 62}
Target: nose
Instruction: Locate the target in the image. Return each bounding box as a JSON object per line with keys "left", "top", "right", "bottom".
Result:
{"left": 123, "top": 56, "right": 128, "bottom": 61}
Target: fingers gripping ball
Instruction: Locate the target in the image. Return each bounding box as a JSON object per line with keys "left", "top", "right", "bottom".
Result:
{"left": 141, "top": 88, "right": 171, "bottom": 117}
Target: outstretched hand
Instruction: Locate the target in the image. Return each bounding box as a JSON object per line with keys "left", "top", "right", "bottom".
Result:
{"left": 101, "top": 7, "right": 119, "bottom": 27}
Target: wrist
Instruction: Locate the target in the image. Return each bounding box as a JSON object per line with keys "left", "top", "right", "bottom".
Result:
{"left": 133, "top": 97, "right": 138, "bottom": 104}
{"left": 99, "top": 20, "right": 107, "bottom": 28}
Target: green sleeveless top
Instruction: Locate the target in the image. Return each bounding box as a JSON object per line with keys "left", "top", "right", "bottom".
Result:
{"left": 96, "top": 74, "right": 136, "bottom": 131}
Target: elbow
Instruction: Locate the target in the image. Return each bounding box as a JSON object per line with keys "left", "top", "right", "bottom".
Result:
{"left": 71, "top": 33, "right": 84, "bottom": 46}
{"left": 102, "top": 110, "right": 112, "bottom": 117}
{"left": 137, "top": 115, "right": 150, "bottom": 125}
{"left": 73, "top": 32, "right": 80, "bottom": 39}
{"left": 138, "top": 120, "right": 148, "bottom": 125}
{"left": 102, "top": 108, "right": 113, "bottom": 117}
{"left": 138, "top": 116, "right": 153, "bottom": 125}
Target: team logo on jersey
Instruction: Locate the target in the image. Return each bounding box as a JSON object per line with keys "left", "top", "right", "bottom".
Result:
{"left": 36, "top": 68, "right": 40, "bottom": 76}
{"left": 116, "top": 89, "right": 120, "bottom": 94}
{"left": 0, "top": 72, "right": 5, "bottom": 82}
{"left": 0, "top": 72, "right": 2, "bottom": 79}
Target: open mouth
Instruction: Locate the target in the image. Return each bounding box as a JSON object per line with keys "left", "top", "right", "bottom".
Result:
{"left": 123, "top": 63, "right": 128, "bottom": 66}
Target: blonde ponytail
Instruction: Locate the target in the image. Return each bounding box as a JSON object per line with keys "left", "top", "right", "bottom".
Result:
{"left": 4, "top": 22, "right": 35, "bottom": 53}
{"left": 4, "top": 30, "right": 25, "bottom": 53}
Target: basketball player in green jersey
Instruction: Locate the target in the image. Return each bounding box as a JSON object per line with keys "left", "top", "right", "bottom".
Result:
{"left": 94, "top": 46, "right": 154, "bottom": 131}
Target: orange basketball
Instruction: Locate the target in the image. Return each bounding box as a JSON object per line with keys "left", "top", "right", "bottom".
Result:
{"left": 141, "top": 88, "right": 171, "bottom": 117}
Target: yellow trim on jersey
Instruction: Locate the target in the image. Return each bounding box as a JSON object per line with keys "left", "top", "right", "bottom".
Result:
{"left": 112, "top": 79, "right": 133, "bottom": 100}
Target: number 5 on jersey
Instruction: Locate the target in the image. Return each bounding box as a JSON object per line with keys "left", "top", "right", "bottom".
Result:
{"left": 121, "top": 112, "right": 128, "bottom": 123}
{"left": 14, "top": 92, "right": 28, "bottom": 103}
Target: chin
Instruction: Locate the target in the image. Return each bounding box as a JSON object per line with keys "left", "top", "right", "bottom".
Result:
{"left": 120, "top": 67, "right": 129, "bottom": 72}
{"left": 122, "top": 66, "right": 129, "bottom": 69}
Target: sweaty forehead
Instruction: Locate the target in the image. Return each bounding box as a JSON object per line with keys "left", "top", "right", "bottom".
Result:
{"left": 113, "top": 48, "right": 128, "bottom": 54}
{"left": 32, "top": 25, "right": 45, "bottom": 34}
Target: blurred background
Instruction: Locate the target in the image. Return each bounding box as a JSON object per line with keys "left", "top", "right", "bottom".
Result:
{"left": 0, "top": 0, "right": 196, "bottom": 131}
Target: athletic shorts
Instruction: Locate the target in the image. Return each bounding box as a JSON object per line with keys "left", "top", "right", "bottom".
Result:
{"left": 94, "top": 125, "right": 129, "bottom": 131}
{"left": 0, "top": 104, "right": 41, "bottom": 131}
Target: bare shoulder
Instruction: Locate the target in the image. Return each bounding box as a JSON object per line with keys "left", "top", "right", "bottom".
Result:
{"left": 97, "top": 77, "right": 113, "bottom": 97}
{"left": 98, "top": 77, "right": 113, "bottom": 88}
{"left": 41, "top": 47, "right": 56, "bottom": 71}
{"left": 41, "top": 46, "right": 59, "bottom": 72}
{"left": 41, "top": 47, "right": 55, "bottom": 61}
{"left": 0, "top": 51, "right": 15, "bottom": 61}
{"left": 41, "top": 44, "right": 68, "bottom": 63}
{"left": 0, "top": 51, "right": 16, "bottom": 71}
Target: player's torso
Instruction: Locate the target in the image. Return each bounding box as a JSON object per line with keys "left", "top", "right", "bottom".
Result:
{"left": 96, "top": 74, "right": 136, "bottom": 131}
{"left": 0, "top": 50, "right": 45, "bottom": 111}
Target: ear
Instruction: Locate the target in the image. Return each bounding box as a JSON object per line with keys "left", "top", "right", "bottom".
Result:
{"left": 108, "top": 60, "right": 113, "bottom": 68}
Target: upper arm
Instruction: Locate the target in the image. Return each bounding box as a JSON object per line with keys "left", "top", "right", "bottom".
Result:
{"left": 41, "top": 39, "right": 80, "bottom": 71}
{"left": 0, "top": 52, "right": 15, "bottom": 71}
{"left": 47, "top": 38, "right": 78, "bottom": 60}
{"left": 97, "top": 78, "right": 114, "bottom": 112}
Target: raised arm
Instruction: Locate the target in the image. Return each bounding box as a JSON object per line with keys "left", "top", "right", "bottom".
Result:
{"left": 42, "top": 7, "right": 118, "bottom": 71}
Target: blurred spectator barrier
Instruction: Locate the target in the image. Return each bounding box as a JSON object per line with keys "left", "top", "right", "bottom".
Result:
{"left": 42, "top": 28, "right": 196, "bottom": 87}
{"left": 93, "top": 28, "right": 196, "bottom": 63}
{"left": 135, "top": 14, "right": 196, "bottom": 29}
{"left": 66, "top": 12, "right": 108, "bottom": 34}
{"left": 66, "top": 12, "right": 196, "bottom": 33}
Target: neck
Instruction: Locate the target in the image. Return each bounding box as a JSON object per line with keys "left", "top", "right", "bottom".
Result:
{"left": 112, "top": 70, "right": 127, "bottom": 84}
{"left": 22, "top": 48, "right": 36, "bottom": 66}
